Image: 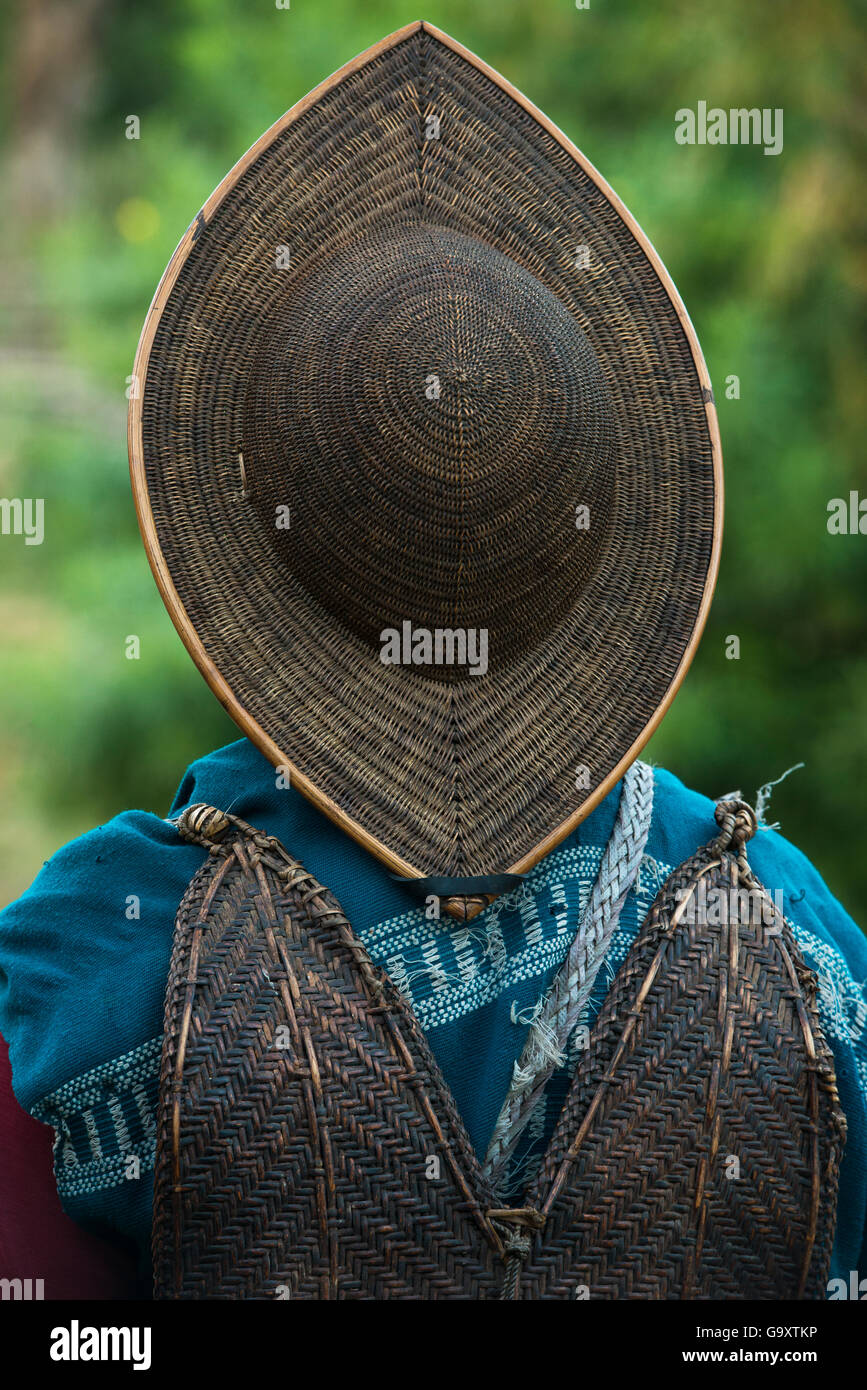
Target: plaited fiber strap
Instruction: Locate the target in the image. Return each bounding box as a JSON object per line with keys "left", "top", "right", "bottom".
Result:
{"left": 153, "top": 778, "right": 843, "bottom": 1297}
{"left": 484, "top": 759, "right": 654, "bottom": 1184}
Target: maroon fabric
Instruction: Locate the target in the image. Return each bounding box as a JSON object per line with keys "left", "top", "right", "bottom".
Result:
{"left": 0, "top": 1035, "right": 140, "bottom": 1299}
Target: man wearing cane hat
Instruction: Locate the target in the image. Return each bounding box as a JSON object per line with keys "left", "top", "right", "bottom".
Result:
{"left": 0, "top": 23, "right": 864, "bottom": 1299}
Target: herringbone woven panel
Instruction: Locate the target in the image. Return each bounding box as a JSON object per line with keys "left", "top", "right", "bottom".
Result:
{"left": 154, "top": 800, "right": 844, "bottom": 1300}
{"left": 152, "top": 805, "right": 503, "bottom": 1299}
{"left": 520, "top": 801, "right": 846, "bottom": 1299}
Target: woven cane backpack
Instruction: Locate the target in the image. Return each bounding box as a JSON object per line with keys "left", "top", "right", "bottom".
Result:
{"left": 152, "top": 798, "right": 845, "bottom": 1300}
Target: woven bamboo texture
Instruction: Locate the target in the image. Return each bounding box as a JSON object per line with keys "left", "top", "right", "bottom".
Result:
{"left": 134, "top": 24, "right": 720, "bottom": 885}
{"left": 152, "top": 805, "right": 503, "bottom": 1299}
{"left": 153, "top": 801, "right": 844, "bottom": 1300}
{"left": 518, "top": 801, "right": 846, "bottom": 1299}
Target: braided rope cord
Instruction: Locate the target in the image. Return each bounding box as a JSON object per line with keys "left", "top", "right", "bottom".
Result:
{"left": 483, "top": 759, "right": 654, "bottom": 1186}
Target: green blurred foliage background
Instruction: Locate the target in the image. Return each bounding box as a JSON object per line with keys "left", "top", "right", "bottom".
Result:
{"left": 0, "top": 0, "right": 864, "bottom": 917}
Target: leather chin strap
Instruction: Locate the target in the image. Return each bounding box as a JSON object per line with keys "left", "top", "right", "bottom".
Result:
{"left": 391, "top": 872, "right": 526, "bottom": 900}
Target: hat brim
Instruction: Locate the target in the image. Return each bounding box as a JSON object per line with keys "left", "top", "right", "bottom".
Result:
{"left": 129, "top": 21, "right": 722, "bottom": 915}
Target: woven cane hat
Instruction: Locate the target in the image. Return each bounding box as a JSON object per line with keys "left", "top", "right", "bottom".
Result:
{"left": 130, "top": 22, "right": 721, "bottom": 917}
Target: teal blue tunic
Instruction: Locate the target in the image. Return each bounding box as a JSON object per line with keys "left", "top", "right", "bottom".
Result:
{"left": 0, "top": 738, "right": 864, "bottom": 1289}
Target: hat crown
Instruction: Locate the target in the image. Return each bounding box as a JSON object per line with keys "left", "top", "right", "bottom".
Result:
{"left": 244, "top": 223, "right": 615, "bottom": 671}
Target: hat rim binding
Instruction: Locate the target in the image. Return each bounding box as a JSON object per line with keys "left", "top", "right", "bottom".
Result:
{"left": 128, "top": 20, "right": 723, "bottom": 921}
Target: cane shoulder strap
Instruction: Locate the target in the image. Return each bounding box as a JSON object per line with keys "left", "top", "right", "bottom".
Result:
{"left": 152, "top": 804, "right": 503, "bottom": 1300}
{"left": 519, "top": 799, "right": 846, "bottom": 1299}
{"left": 153, "top": 799, "right": 845, "bottom": 1299}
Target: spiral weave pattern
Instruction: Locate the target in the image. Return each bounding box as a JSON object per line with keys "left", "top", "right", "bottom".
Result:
{"left": 136, "top": 24, "right": 719, "bottom": 880}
